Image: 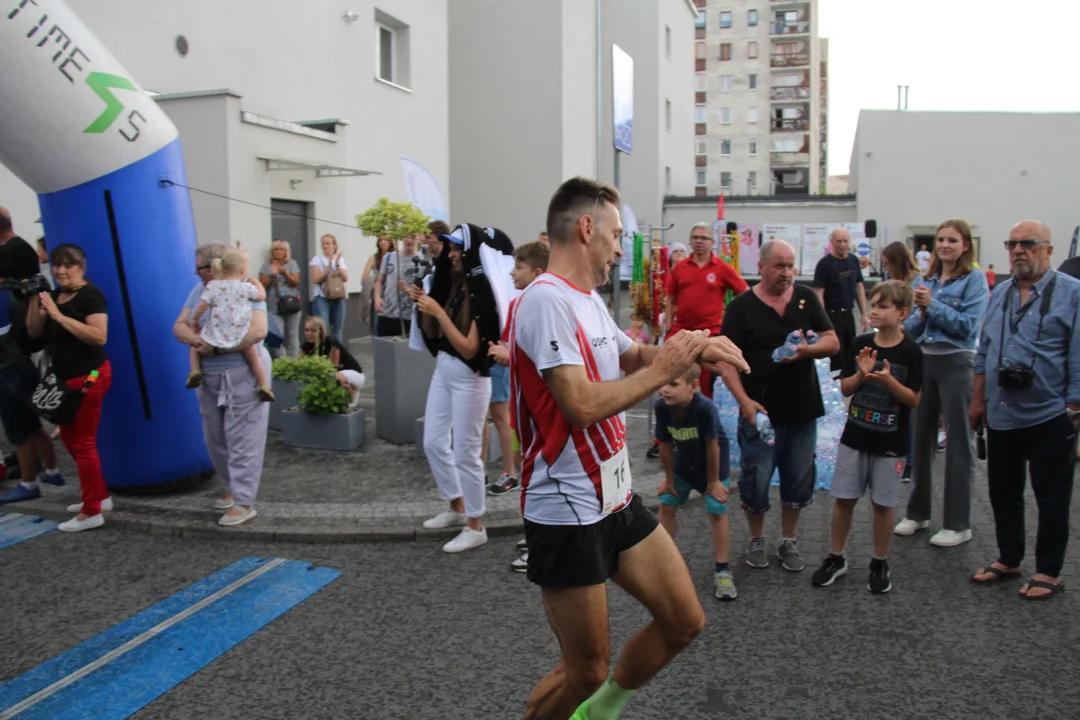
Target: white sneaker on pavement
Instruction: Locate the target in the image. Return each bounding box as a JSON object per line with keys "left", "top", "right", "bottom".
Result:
{"left": 213, "top": 496, "right": 235, "bottom": 510}
{"left": 511, "top": 552, "right": 529, "bottom": 573}
{"left": 442, "top": 527, "right": 488, "bottom": 553}
{"left": 894, "top": 518, "right": 929, "bottom": 536}
{"left": 422, "top": 510, "right": 466, "bottom": 530}
{"left": 929, "top": 528, "right": 973, "bottom": 547}
{"left": 66, "top": 497, "right": 113, "bottom": 513}
{"left": 218, "top": 507, "right": 257, "bottom": 526}
{"left": 58, "top": 514, "right": 105, "bottom": 532}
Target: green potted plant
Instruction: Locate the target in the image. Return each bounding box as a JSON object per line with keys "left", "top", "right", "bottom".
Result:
{"left": 356, "top": 197, "right": 438, "bottom": 444}
{"left": 268, "top": 355, "right": 336, "bottom": 430}
{"left": 281, "top": 376, "right": 366, "bottom": 451}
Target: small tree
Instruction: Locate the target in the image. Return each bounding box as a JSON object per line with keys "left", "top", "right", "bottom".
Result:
{"left": 356, "top": 198, "right": 431, "bottom": 337}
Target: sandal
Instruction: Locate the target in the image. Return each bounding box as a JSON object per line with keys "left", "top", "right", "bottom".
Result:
{"left": 971, "top": 564, "right": 1022, "bottom": 583}
{"left": 1020, "top": 578, "right": 1064, "bottom": 600}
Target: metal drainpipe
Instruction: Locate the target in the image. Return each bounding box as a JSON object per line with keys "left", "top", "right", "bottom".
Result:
{"left": 596, "top": 0, "right": 602, "bottom": 179}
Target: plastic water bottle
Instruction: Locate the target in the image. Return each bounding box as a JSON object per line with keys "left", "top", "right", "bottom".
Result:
{"left": 771, "top": 330, "right": 804, "bottom": 362}
{"left": 755, "top": 412, "right": 776, "bottom": 446}
{"left": 805, "top": 329, "right": 820, "bottom": 345}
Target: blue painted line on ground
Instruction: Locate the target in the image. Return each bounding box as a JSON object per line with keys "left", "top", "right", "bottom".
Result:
{"left": 0, "top": 557, "right": 341, "bottom": 719}
{"left": 0, "top": 514, "right": 58, "bottom": 550}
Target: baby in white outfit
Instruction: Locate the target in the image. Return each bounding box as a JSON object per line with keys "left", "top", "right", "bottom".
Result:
{"left": 187, "top": 248, "right": 273, "bottom": 401}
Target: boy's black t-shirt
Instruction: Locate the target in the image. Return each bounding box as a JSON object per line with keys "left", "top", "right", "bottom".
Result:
{"left": 47, "top": 283, "right": 108, "bottom": 381}
{"left": 840, "top": 332, "right": 923, "bottom": 456}
{"left": 719, "top": 285, "right": 834, "bottom": 425}
{"left": 653, "top": 392, "right": 728, "bottom": 492}
{"left": 301, "top": 337, "right": 363, "bottom": 374}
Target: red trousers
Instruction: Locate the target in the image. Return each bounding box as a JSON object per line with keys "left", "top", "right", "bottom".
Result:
{"left": 59, "top": 360, "right": 111, "bottom": 515}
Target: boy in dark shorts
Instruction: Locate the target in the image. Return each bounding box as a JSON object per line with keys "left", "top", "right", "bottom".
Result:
{"left": 655, "top": 363, "right": 736, "bottom": 600}
{"left": 812, "top": 280, "right": 923, "bottom": 594}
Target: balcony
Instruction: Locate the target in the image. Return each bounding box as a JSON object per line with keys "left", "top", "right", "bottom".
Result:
{"left": 771, "top": 117, "right": 809, "bottom": 131}
{"left": 695, "top": 155, "right": 707, "bottom": 168}
{"left": 770, "top": 0, "right": 809, "bottom": 6}
{"left": 770, "top": 152, "right": 810, "bottom": 167}
{"left": 772, "top": 20, "right": 810, "bottom": 36}
{"left": 771, "top": 53, "right": 810, "bottom": 68}
{"left": 770, "top": 86, "right": 810, "bottom": 101}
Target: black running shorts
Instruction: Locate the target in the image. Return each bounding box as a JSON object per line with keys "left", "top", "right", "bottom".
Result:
{"left": 524, "top": 493, "right": 659, "bottom": 589}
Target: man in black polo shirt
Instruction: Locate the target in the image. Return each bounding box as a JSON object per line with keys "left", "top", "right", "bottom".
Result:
{"left": 0, "top": 206, "right": 63, "bottom": 503}
{"left": 813, "top": 227, "right": 869, "bottom": 371}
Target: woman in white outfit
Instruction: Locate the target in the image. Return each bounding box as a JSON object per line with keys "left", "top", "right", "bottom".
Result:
{"left": 410, "top": 224, "right": 514, "bottom": 553}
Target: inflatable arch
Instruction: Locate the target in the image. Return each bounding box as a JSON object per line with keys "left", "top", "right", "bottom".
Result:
{"left": 0, "top": 0, "right": 211, "bottom": 489}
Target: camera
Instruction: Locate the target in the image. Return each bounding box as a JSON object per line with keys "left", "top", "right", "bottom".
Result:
{"left": 998, "top": 366, "right": 1035, "bottom": 390}
{"left": 0, "top": 274, "right": 51, "bottom": 300}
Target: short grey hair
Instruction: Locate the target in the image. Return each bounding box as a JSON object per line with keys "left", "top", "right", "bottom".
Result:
{"left": 759, "top": 239, "right": 794, "bottom": 263}
{"left": 829, "top": 227, "right": 851, "bottom": 241}
{"left": 690, "top": 222, "right": 711, "bottom": 235}
{"left": 195, "top": 243, "right": 228, "bottom": 263}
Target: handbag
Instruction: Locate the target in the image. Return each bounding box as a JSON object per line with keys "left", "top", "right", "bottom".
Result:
{"left": 324, "top": 272, "right": 347, "bottom": 300}
{"left": 277, "top": 292, "right": 301, "bottom": 316}
{"left": 32, "top": 361, "right": 99, "bottom": 426}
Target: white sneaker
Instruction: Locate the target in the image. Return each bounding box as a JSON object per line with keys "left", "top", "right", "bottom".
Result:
{"left": 511, "top": 552, "right": 529, "bottom": 573}
{"left": 213, "top": 496, "right": 235, "bottom": 510}
{"left": 218, "top": 506, "right": 257, "bottom": 526}
{"left": 442, "top": 527, "right": 488, "bottom": 553}
{"left": 894, "top": 518, "right": 930, "bottom": 536}
{"left": 66, "top": 497, "right": 114, "bottom": 513}
{"left": 930, "top": 528, "right": 972, "bottom": 547}
{"left": 422, "top": 510, "right": 466, "bottom": 530}
{"left": 58, "top": 514, "right": 105, "bottom": 532}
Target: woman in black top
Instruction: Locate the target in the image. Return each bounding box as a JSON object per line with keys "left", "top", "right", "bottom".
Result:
{"left": 299, "top": 316, "right": 366, "bottom": 406}
{"left": 26, "top": 244, "right": 111, "bottom": 533}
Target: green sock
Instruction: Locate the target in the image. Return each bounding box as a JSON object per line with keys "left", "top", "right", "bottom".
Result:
{"left": 583, "top": 678, "right": 637, "bottom": 720}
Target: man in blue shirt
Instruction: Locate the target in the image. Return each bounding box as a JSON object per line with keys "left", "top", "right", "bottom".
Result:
{"left": 970, "top": 220, "right": 1080, "bottom": 600}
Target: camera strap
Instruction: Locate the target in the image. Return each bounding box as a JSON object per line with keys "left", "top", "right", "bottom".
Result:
{"left": 997, "top": 271, "right": 1056, "bottom": 372}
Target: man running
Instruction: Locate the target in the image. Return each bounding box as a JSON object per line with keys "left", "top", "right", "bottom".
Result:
{"left": 510, "top": 177, "right": 748, "bottom": 720}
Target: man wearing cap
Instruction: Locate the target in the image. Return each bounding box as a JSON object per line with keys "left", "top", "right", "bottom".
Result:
{"left": 664, "top": 222, "right": 748, "bottom": 400}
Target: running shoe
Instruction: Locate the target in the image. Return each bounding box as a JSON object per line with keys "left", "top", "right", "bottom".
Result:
{"left": 867, "top": 558, "right": 892, "bottom": 594}
{"left": 714, "top": 570, "right": 738, "bottom": 600}
{"left": 778, "top": 539, "right": 805, "bottom": 572}
{"left": 487, "top": 473, "right": 520, "bottom": 495}
{"left": 646, "top": 444, "right": 660, "bottom": 459}
{"left": 0, "top": 484, "right": 41, "bottom": 503}
{"left": 745, "top": 537, "right": 769, "bottom": 568}
{"left": 511, "top": 552, "right": 528, "bottom": 573}
{"left": 516, "top": 537, "right": 528, "bottom": 553}
{"left": 811, "top": 553, "right": 848, "bottom": 587}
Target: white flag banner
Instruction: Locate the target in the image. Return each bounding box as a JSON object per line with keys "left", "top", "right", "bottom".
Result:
{"left": 401, "top": 156, "right": 448, "bottom": 222}
{"left": 620, "top": 203, "right": 639, "bottom": 281}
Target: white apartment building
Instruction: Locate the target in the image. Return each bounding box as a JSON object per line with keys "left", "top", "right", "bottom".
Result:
{"left": 449, "top": 0, "right": 698, "bottom": 243}
{"left": 692, "top": 0, "right": 827, "bottom": 196}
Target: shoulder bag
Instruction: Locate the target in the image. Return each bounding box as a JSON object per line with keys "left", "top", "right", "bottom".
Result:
{"left": 324, "top": 272, "right": 347, "bottom": 300}
{"left": 32, "top": 358, "right": 99, "bottom": 426}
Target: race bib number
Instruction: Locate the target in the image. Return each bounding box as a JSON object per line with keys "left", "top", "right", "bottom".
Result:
{"left": 600, "top": 446, "right": 632, "bottom": 514}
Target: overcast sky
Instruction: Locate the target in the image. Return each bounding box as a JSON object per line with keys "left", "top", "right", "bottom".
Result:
{"left": 819, "top": 0, "right": 1080, "bottom": 176}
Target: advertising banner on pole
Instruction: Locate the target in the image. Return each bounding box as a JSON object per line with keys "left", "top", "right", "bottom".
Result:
{"left": 801, "top": 224, "right": 842, "bottom": 275}
{"left": 400, "top": 156, "right": 448, "bottom": 222}
{"left": 620, "top": 203, "right": 638, "bottom": 281}
{"left": 761, "top": 224, "right": 803, "bottom": 270}
{"left": 612, "top": 45, "right": 634, "bottom": 154}
{"left": 737, "top": 223, "right": 760, "bottom": 271}
{"left": 844, "top": 222, "right": 873, "bottom": 274}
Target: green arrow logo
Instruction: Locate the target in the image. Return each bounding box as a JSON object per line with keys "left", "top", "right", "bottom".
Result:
{"left": 83, "top": 72, "right": 138, "bottom": 134}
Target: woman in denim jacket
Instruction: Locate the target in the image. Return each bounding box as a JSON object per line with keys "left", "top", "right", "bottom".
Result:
{"left": 895, "top": 219, "right": 988, "bottom": 547}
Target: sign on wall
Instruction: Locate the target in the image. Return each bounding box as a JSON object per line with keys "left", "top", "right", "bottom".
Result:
{"left": 801, "top": 224, "right": 842, "bottom": 275}
{"left": 761, "top": 224, "right": 802, "bottom": 269}
{"left": 844, "top": 222, "right": 872, "bottom": 273}
{"left": 612, "top": 45, "right": 633, "bottom": 154}
{"left": 737, "top": 223, "right": 760, "bottom": 270}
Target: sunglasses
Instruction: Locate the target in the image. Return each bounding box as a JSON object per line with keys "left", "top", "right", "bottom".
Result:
{"left": 690, "top": 235, "right": 711, "bottom": 241}
{"left": 1003, "top": 239, "right": 1048, "bottom": 251}
{"left": 195, "top": 264, "right": 211, "bottom": 273}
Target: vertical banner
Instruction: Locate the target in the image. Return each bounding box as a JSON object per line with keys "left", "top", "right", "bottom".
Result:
{"left": 844, "top": 222, "right": 872, "bottom": 274}
{"left": 761, "top": 224, "right": 803, "bottom": 272}
{"left": 400, "top": 156, "right": 448, "bottom": 222}
{"left": 737, "top": 223, "right": 760, "bottom": 271}
{"left": 620, "top": 203, "right": 638, "bottom": 281}
{"left": 612, "top": 45, "right": 634, "bottom": 154}
{"left": 801, "top": 224, "right": 842, "bottom": 276}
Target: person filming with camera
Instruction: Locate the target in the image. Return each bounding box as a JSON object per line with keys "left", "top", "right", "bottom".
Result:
{"left": 969, "top": 220, "right": 1080, "bottom": 600}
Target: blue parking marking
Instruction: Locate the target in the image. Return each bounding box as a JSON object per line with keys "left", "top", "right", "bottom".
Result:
{"left": 0, "top": 513, "right": 58, "bottom": 550}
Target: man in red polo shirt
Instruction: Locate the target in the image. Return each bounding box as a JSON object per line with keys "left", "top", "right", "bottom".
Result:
{"left": 664, "top": 222, "right": 749, "bottom": 399}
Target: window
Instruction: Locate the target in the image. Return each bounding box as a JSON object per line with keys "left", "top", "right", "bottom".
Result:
{"left": 719, "top": 43, "right": 732, "bottom": 61}
{"left": 694, "top": 105, "right": 707, "bottom": 124}
{"left": 694, "top": 10, "right": 706, "bottom": 30}
{"left": 695, "top": 72, "right": 707, "bottom": 92}
{"left": 375, "top": 10, "right": 411, "bottom": 88}
{"left": 748, "top": 41, "right": 758, "bottom": 59}
{"left": 717, "top": 74, "right": 732, "bottom": 92}
{"left": 665, "top": 100, "right": 672, "bottom": 132}
{"left": 749, "top": 139, "right": 758, "bottom": 156}
{"left": 748, "top": 170, "right": 758, "bottom": 189}
{"left": 720, "top": 139, "right": 732, "bottom": 156}
{"left": 665, "top": 26, "right": 672, "bottom": 57}
{"left": 695, "top": 41, "right": 707, "bottom": 60}
{"left": 718, "top": 107, "right": 732, "bottom": 124}
{"left": 695, "top": 138, "right": 708, "bottom": 155}
{"left": 747, "top": 106, "right": 758, "bottom": 123}
{"left": 696, "top": 169, "right": 707, "bottom": 187}
{"left": 748, "top": 73, "right": 758, "bottom": 89}
{"left": 666, "top": 167, "right": 672, "bottom": 194}
{"left": 748, "top": 9, "right": 758, "bottom": 26}
{"left": 720, "top": 171, "right": 732, "bottom": 189}
{"left": 719, "top": 11, "right": 732, "bottom": 28}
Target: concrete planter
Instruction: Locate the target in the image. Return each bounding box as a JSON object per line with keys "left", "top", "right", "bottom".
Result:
{"left": 414, "top": 417, "right": 501, "bottom": 462}
{"left": 268, "top": 380, "right": 301, "bottom": 431}
{"left": 281, "top": 407, "right": 366, "bottom": 451}
{"left": 373, "top": 337, "right": 436, "bottom": 444}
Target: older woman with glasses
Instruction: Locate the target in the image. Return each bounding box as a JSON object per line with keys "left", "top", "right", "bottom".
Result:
{"left": 173, "top": 243, "right": 270, "bottom": 526}
{"left": 894, "top": 219, "right": 988, "bottom": 547}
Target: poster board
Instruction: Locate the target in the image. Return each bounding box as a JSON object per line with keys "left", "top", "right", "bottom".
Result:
{"left": 761, "top": 224, "right": 802, "bottom": 271}
{"left": 801, "top": 224, "right": 842, "bottom": 276}
{"left": 737, "top": 223, "right": 760, "bottom": 271}
{"left": 844, "top": 222, "right": 873, "bottom": 274}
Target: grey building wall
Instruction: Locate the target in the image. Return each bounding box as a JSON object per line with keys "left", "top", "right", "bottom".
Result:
{"left": 850, "top": 110, "right": 1080, "bottom": 270}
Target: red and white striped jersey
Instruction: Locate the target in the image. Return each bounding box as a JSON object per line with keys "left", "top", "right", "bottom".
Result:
{"left": 508, "top": 273, "right": 633, "bottom": 526}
